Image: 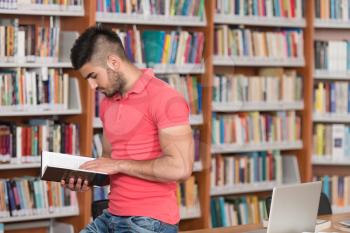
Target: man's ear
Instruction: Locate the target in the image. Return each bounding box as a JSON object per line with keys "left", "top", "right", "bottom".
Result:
{"left": 107, "top": 55, "right": 121, "bottom": 71}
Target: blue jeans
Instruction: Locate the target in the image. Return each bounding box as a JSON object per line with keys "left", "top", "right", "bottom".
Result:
{"left": 80, "top": 210, "right": 178, "bottom": 233}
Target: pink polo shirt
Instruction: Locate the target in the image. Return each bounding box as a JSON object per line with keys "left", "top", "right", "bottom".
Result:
{"left": 99, "top": 69, "right": 190, "bottom": 224}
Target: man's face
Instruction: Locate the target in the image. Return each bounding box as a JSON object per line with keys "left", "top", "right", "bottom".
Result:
{"left": 79, "top": 62, "right": 126, "bottom": 97}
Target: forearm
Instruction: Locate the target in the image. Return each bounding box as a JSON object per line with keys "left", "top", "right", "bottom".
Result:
{"left": 116, "top": 153, "right": 193, "bottom": 183}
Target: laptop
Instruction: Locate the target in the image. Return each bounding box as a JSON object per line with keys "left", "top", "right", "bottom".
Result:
{"left": 247, "top": 181, "right": 322, "bottom": 233}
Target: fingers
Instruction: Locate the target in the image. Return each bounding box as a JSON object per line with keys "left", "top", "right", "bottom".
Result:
{"left": 60, "top": 177, "right": 90, "bottom": 192}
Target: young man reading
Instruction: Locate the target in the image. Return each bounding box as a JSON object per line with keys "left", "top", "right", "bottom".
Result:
{"left": 62, "top": 26, "right": 194, "bottom": 233}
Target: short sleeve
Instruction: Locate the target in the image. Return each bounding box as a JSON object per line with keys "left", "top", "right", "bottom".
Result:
{"left": 152, "top": 89, "right": 190, "bottom": 129}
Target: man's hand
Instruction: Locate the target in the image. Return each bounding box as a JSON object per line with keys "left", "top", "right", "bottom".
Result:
{"left": 79, "top": 157, "right": 119, "bottom": 175}
{"left": 61, "top": 177, "right": 90, "bottom": 192}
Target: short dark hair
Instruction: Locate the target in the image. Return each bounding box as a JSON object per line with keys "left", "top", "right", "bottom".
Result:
{"left": 70, "top": 26, "right": 128, "bottom": 70}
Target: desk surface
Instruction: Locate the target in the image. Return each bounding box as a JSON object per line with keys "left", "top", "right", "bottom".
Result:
{"left": 181, "top": 212, "right": 350, "bottom": 233}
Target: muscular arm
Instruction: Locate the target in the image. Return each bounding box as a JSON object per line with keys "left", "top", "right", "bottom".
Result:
{"left": 81, "top": 125, "right": 194, "bottom": 182}
{"left": 101, "top": 130, "right": 112, "bottom": 158}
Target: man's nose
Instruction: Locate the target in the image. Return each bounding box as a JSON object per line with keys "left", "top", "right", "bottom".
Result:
{"left": 87, "top": 79, "right": 98, "bottom": 90}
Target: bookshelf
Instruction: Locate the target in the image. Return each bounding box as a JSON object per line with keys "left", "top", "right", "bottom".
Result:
{"left": 0, "top": 1, "right": 96, "bottom": 233}
{"left": 312, "top": 0, "right": 350, "bottom": 217}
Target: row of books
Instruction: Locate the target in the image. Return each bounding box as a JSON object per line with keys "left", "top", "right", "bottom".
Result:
{"left": 214, "top": 26, "right": 304, "bottom": 59}
{"left": 0, "top": 69, "right": 69, "bottom": 109}
{"left": 159, "top": 75, "right": 202, "bottom": 115}
{"left": 314, "top": 81, "right": 350, "bottom": 114}
{"left": 93, "top": 186, "right": 109, "bottom": 202}
{"left": 211, "top": 151, "right": 282, "bottom": 188}
{"left": 314, "top": 175, "right": 350, "bottom": 208}
{"left": 212, "top": 111, "right": 301, "bottom": 145}
{"left": 213, "top": 70, "right": 303, "bottom": 103}
{"left": 177, "top": 176, "right": 199, "bottom": 210}
{"left": 96, "top": 0, "right": 205, "bottom": 18}
{"left": 315, "top": 0, "right": 350, "bottom": 21}
{"left": 0, "top": 0, "right": 83, "bottom": 10}
{"left": 215, "top": 0, "right": 304, "bottom": 19}
{"left": 315, "top": 40, "right": 350, "bottom": 72}
{"left": 211, "top": 195, "right": 267, "bottom": 227}
{"left": 0, "top": 120, "right": 79, "bottom": 163}
{"left": 0, "top": 18, "right": 61, "bottom": 63}
{"left": 0, "top": 177, "right": 78, "bottom": 218}
{"left": 92, "top": 128, "right": 201, "bottom": 162}
{"left": 313, "top": 124, "right": 350, "bottom": 158}
{"left": 114, "top": 28, "right": 204, "bottom": 67}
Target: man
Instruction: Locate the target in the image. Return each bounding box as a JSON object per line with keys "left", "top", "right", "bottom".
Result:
{"left": 62, "top": 26, "right": 194, "bottom": 233}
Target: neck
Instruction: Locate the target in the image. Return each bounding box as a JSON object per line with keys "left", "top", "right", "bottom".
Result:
{"left": 120, "top": 62, "right": 143, "bottom": 95}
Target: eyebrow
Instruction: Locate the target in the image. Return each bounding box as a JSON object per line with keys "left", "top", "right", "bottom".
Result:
{"left": 84, "top": 72, "right": 95, "bottom": 80}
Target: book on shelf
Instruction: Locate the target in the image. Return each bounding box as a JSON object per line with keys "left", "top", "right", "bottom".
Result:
{"left": 211, "top": 151, "right": 283, "bottom": 190}
{"left": 112, "top": 27, "right": 204, "bottom": 68}
{"left": 0, "top": 17, "right": 78, "bottom": 64}
{"left": 315, "top": 40, "right": 350, "bottom": 72}
{"left": 0, "top": 0, "right": 83, "bottom": 10}
{"left": 0, "top": 176, "right": 78, "bottom": 218}
{"left": 0, "top": 120, "right": 79, "bottom": 164}
{"left": 214, "top": 26, "right": 304, "bottom": 60}
{"left": 313, "top": 123, "right": 350, "bottom": 158}
{"left": 177, "top": 175, "right": 200, "bottom": 213}
{"left": 96, "top": 0, "right": 205, "bottom": 19}
{"left": 0, "top": 68, "right": 70, "bottom": 110}
{"left": 211, "top": 111, "right": 301, "bottom": 146}
{"left": 213, "top": 69, "right": 303, "bottom": 104}
{"left": 315, "top": 0, "right": 350, "bottom": 21}
{"left": 211, "top": 195, "right": 268, "bottom": 228}
{"left": 215, "top": 0, "right": 304, "bottom": 19}
{"left": 314, "top": 175, "right": 350, "bottom": 211}
{"left": 41, "top": 151, "right": 109, "bottom": 187}
{"left": 314, "top": 81, "right": 350, "bottom": 114}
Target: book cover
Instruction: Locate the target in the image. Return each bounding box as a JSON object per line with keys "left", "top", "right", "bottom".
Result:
{"left": 41, "top": 151, "right": 109, "bottom": 187}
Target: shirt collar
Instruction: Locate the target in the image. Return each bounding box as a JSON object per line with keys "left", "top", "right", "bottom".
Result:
{"left": 111, "top": 68, "right": 154, "bottom": 101}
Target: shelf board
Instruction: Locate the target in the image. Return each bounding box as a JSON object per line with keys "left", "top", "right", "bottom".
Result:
{"left": 211, "top": 141, "right": 303, "bottom": 154}
{"left": 211, "top": 181, "right": 279, "bottom": 196}
{"left": 0, "top": 108, "right": 81, "bottom": 117}
{"left": 0, "top": 162, "right": 41, "bottom": 170}
{"left": 0, "top": 208, "right": 79, "bottom": 223}
{"left": 213, "top": 55, "right": 305, "bottom": 67}
{"left": 214, "top": 14, "right": 306, "bottom": 27}
{"left": 313, "top": 113, "right": 350, "bottom": 123}
{"left": 192, "top": 161, "right": 203, "bottom": 172}
{"left": 96, "top": 12, "right": 207, "bottom": 26}
{"left": 212, "top": 101, "right": 304, "bottom": 112}
{"left": 93, "top": 114, "right": 203, "bottom": 128}
{"left": 315, "top": 19, "right": 350, "bottom": 28}
{"left": 179, "top": 204, "right": 201, "bottom": 220}
{"left": 152, "top": 64, "right": 205, "bottom": 74}
{"left": 314, "top": 70, "right": 350, "bottom": 80}
{"left": 0, "top": 8, "right": 84, "bottom": 16}
{"left": 0, "top": 62, "right": 72, "bottom": 68}
{"left": 312, "top": 156, "right": 350, "bottom": 166}
{"left": 332, "top": 206, "right": 350, "bottom": 214}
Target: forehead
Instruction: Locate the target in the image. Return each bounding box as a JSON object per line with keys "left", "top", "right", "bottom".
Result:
{"left": 79, "top": 62, "right": 102, "bottom": 77}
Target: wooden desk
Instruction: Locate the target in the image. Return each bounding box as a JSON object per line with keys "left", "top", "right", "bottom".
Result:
{"left": 181, "top": 213, "right": 350, "bottom": 233}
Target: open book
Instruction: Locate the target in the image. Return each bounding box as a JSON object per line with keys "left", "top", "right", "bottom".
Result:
{"left": 41, "top": 151, "right": 109, "bottom": 186}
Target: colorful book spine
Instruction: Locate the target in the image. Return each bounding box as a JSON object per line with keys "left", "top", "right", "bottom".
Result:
{"left": 313, "top": 123, "right": 350, "bottom": 158}
{"left": 96, "top": 0, "right": 205, "bottom": 18}
{"left": 215, "top": 0, "right": 303, "bottom": 19}
{"left": 211, "top": 151, "right": 283, "bottom": 188}
{"left": 214, "top": 26, "right": 304, "bottom": 60}
{"left": 314, "top": 81, "right": 350, "bottom": 114}
{"left": 0, "top": 68, "right": 69, "bottom": 109}
{"left": 0, "top": 120, "right": 79, "bottom": 163}
{"left": 0, "top": 177, "right": 78, "bottom": 219}
{"left": 316, "top": 0, "right": 350, "bottom": 21}
{"left": 176, "top": 176, "right": 200, "bottom": 211}
{"left": 212, "top": 111, "right": 301, "bottom": 145}
{"left": 315, "top": 40, "right": 349, "bottom": 72}
{"left": 211, "top": 195, "right": 268, "bottom": 227}
{"left": 213, "top": 70, "right": 302, "bottom": 103}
